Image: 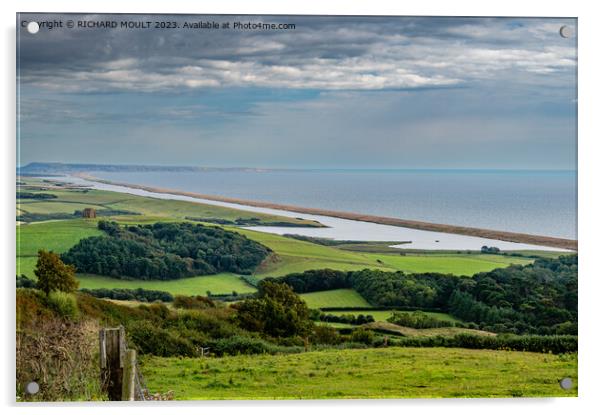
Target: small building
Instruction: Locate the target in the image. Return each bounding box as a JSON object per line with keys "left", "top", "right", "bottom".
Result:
{"left": 82, "top": 208, "right": 97, "bottom": 218}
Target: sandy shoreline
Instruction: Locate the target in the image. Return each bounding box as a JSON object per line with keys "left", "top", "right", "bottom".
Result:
{"left": 73, "top": 172, "right": 577, "bottom": 251}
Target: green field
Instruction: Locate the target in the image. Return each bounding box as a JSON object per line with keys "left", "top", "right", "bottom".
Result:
{"left": 18, "top": 200, "right": 108, "bottom": 214}
{"left": 300, "top": 289, "right": 371, "bottom": 308}
{"left": 17, "top": 219, "right": 102, "bottom": 257}
{"left": 77, "top": 273, "right": 256, "bottom": 296}
{"left": 365, "top": 252, "right": 532, "bottom": 275}
{"left": 140, "top": 347, "right": 577, "bottom": 399}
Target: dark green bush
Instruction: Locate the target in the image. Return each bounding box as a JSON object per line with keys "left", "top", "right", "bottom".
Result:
{"left": 209, "top": 335, "right": 299, "bottom": 356}
{"left": 128, "top": 320, "right": 198, "bottom": 357}
{"left": 80, "top": 287, "right": 173, "bottom": 302}
{"left": 349, "top": 328, "right": 375, "bottom": 345}
{"left": 16, "top": 274, "right": 36, "bottom": 288}
{"left": 310, "top": 325, "right": 341, "bottom": 345}
{"left": 173, "top": 295, "right": 215, "bottom": 310}
{"left": 387, "top": 310, "right": 453, "bottom": 329}
{"left": 316, "top": 312, "right": 375, "bottom": 325}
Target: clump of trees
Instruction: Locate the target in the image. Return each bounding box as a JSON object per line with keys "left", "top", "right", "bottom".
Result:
{"left": 446, "top": 255, "right": 577, "bottom": 334}
{"left": 270, "top": 268, "right": 352, "bottom": 293}
{"left": 234, "top": 281, "right": 314, "bottom": 338}
{"left": 316, "top": 313, "right": 375, "bottom": 325}
{"left": 17, "top": 192, "right": 57, "bottom": 199}
{"left": 481, "top": 246, "right": 501, "bottom": 254}
{"left": 61, "top": 221, "right": 271, "bottom": 280}
{"left": 386, "top": 311, "right": 453, "bottom": 329}
{"left": 269, "top": 255, "right": 578, "bottom": 335}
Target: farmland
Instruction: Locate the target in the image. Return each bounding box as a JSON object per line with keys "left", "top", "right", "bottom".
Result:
{"left": 299, "top": 289, "right": 371, "bottom": 308}
{"left": 77, "top": 273, "right": 256, "bottom": 296}
{"left": 17, "top": 179, "right": 320, "bottom": 227}
{"left": 140, "top": 347, "right": 577, "bottom": 399}
{"left": 16, "top": 181, "right": 539, "bottom": 297}
{"left": 363, "top": 252, "right": 533, "bottom": 275}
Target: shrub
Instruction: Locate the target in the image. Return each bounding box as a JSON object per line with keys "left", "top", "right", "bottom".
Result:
{"left": 16, "top": 274, "right": 37, "bottom": 288}
{"left": 209, "top": 335, "right": 280, "bottom": 356}
{"left": 210, "top": 335, "right": 304, "bottom": 356}
{"left": 311, "top": 325, "right": 341, "bottom": 345}
{"left": 349, "top": 328, "right": 375, "bottom": 345}
{"left": 128, "top": 320, "right": 198, "bottom": 357}
{"left": 173, "top": 295, "right": 216, "bottom": 310}
{"left": 387, "top": 311, "right": 453, "bottom": 329}
{"left": 46, "top": 292, "right": 79, "bottom": 319}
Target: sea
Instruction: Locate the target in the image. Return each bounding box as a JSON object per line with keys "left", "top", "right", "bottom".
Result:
{"left": 88, "top": 169, "right": 577, "bottom": 240}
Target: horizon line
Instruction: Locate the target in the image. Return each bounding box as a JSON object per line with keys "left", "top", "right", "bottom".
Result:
{"left": 17, "top": 162, "right": 577, "bottom": 173}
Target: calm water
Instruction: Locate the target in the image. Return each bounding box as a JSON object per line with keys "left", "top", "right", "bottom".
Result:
{"left": 91, "top": 170, "right": 577, "bottom": 239}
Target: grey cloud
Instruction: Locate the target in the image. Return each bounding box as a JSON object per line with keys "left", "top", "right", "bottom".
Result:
{"left": 17, "top": 14, "right": 576, "bottom": 92}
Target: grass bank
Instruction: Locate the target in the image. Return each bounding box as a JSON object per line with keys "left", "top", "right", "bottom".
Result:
{"left": 141, "top": 347, "right": 577, "bottom": 399}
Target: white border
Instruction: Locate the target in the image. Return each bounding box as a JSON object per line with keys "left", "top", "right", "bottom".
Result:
{"left": 3, "top": 1, "right": 601, "bottom": 414}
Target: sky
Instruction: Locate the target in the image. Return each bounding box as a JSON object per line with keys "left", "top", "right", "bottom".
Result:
{"left": 17, "top": 14, "right": 577, "bottom": 169}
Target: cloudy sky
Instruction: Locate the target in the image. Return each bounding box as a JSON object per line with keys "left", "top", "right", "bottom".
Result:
{"left": 17, "top": 14, "right": 577, "bottom": 169}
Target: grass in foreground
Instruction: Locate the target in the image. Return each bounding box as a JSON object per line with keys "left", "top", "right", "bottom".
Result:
{"left": 140, "top": 347, "right": 577, "bottom": 399}
{"left": 300, "top": 289, "right": 371, "bottom": 308}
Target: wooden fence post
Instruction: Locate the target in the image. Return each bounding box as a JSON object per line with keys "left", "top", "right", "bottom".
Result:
{"left": 122, "top": 349, "right": 137, "bottom": 401}
{"left": 99, "top": 326, "right": 126, "bottom": 401}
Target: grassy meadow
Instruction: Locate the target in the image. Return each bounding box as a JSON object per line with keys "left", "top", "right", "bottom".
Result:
{"left": 140, "top": 347, "right": 577, "bottom": 399}
{"left": 364, "top": 252, "right": 533, "bottom": 275}
{"left": 299, "top": 289, "right": 371, "bottom": 308}
{"left": 77, "top": 273, "right": 256, "bottom": 296}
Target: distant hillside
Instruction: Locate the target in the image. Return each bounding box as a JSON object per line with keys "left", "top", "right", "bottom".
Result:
{"left": 17, "top": 162, "right": 279, "bottom": 175}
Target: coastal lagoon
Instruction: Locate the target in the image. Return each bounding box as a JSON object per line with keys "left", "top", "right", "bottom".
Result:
{"left": 61, "top": 175, "right": 570, "bottom": 252}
